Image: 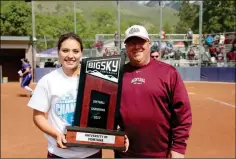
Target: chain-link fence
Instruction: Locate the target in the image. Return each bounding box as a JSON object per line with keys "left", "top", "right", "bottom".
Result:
{"left": 34, "top": 32, "right": 235, "bottom": 68}
{"left": 95, "top": 33, "right": 236, "bottom": 67}
{"left": 35, "top": 39, "right": 98, "bottom": 68}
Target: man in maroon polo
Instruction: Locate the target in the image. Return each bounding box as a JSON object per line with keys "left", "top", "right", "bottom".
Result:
{"left": 115, "top": 25, "right": 192, "bottom": 158}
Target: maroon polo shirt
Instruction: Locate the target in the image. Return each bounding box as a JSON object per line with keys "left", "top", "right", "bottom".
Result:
{"left": 116, "top": 59, "right": 192, "bottom": 157}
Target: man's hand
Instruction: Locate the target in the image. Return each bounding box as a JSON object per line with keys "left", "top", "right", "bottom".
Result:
{"left": 168, "top": 150, "right": 184, "bottom": 158}
{"left": 117, "top": 125, "right": 129, "bottom": 152}
{"left": 123, "top": 135, "right": 129, "bottom": 152}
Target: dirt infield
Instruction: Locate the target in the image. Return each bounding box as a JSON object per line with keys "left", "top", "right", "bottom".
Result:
{"left": 1, "top": 82, "right": 235, "bottom": 158}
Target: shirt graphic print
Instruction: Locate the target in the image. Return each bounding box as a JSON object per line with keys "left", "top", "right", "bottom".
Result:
{"left": 55, "top": 92, "right": 76, "bottom": 125}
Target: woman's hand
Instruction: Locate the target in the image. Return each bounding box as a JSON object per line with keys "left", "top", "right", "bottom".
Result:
{"left": 56, "top": 133, "right": 67, "bottom": 149}
{"left": 32, "top": 109, "right": 68, "bottom": 149}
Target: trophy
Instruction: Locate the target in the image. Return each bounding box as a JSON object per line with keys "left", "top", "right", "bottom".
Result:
{"left": 65, "top": 55, "right": 126, "bottom": 151}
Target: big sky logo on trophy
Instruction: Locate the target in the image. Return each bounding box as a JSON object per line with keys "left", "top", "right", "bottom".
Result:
{"left": 65, "top": 55, "right": 126, "bottom": 151}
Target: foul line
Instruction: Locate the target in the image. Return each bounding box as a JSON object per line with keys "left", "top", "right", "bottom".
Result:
{"left": 206, "top": 97, "right": 235, "bottom": 108}
{"left": 184, "top": 81, "right": 235, "bottom": 84}
{"left": 31, "top": 81, "right": 235, "bottom": 85}
{"left": 188, "top": 86, "right": 195, "bottom": 88}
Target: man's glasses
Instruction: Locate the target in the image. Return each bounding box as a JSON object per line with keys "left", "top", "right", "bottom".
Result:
{"left": 151, "top": 55, "right": 159, "bottom": 58}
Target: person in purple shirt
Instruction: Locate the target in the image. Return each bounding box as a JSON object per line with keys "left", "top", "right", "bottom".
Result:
{"left": 115, "top": 25, "right": 192, "bottom": 158}
{"left": 19, "top": 58, "right": 34, "bottom": 96}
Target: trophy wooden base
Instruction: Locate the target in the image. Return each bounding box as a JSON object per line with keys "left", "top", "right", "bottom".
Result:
{"left": 65, "top": 126, "right": 126, "bottom": 151}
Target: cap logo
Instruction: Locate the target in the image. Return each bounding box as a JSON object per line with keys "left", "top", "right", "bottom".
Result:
{"left": 129, "top": 27, "right": 140, "bottom": 34}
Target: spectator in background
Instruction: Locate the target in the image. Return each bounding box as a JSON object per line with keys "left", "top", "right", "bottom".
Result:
{"left": 53, "top": 59, "right": 58, "bottom": 67}
{"left": 227, "top": 39, "right": 236, "bottom": 61}
{"left": 155, "top": 40, "right": 167, "bottom": 59}
{"left": 54, "top": 60, "right": 61, "bottom": 68}
{"left": 216, "top": 44, "right": 225, "bottom": 67}
{"left": 213, "top": 34, "right": 220, "bottom": 45}
{"left": 205, "top": 34, "right": 215, "bottom": 64}
{"left": 186, "top": 28, "right": 193, "bottom": 47}
{"left": 103, "top": 48, "right": 109, "bottom": 56}
{"left": 230, "top": 39, "right": 236, "bottom": 52}
{"left": 205, "top": 34, "right": 214, "bottom": 47}
{"left": 216, "top": 51, "right": 224, "bottom": 61}
{"left": 202, "top": 34, "right": 208, "bottom": 46}
{"left": 114, "top": 31, "right": 119, "bottom": 47}
{"left": 188, "top": 47, "right": 195, "bottom": 60}
{"left": 113, "top": 50, "right": 118, "bottom": 56}
{"left": 209, "top": 46, "right": 217, "bottom": 58}
{"left": 120, "top": 48, "right": 126, "bottom": 55}
{"left": 150, "top": 44, "right": 161, "bottom": 60}
{"left": 174, "top": 49, "right": 182, "bottom": 61}
{"left": 161, "top": 28, "right": 166, "bottom": 39}
{"left": 219, "top": 34, "right": 225, "bottom": 45}
{"left": 227, "top": 51, "right": 236, "bottom": 62}
{"left": 44, "top": 58, "right": 54, "bottom": 68}
{"left": 166, "top": 41, "right": 173, "bottom": 50}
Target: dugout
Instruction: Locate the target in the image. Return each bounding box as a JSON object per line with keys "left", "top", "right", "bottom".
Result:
{"left": 0, "top": 36, "right": 34, "bottom": 82}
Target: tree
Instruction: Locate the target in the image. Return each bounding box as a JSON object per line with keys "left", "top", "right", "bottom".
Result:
{"left": 0, "top": 1, "right": 32, "bottom": 36}
{"left": 163, "top": 22, "right": 173, "bottom": 34}
{"left": 192, "top": 0, "right": 236, "bottom": 34}
{"left": 174, "top": 1, "right": 198, "bottom": 34}
{"left": 120, "top": 20, "right": 137, "bottom": 33}
{"left": 90, "top": 9, "right": 116, "bottom": 34}
{"left": 63, "top": 12, "right": 93, "bottom": 48}
{"left": 35, "top": 11, "right": 93, "bottom": 51}
{"left": 34, "top": 14, "right": 63, "bottom": 51}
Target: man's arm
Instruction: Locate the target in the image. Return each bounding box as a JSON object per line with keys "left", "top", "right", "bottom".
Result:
{"left": 170, "top": 69, "right": 192, "bottom": 155}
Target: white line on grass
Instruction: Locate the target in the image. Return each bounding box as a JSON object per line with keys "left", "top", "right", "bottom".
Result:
{"left": 206, "top": 97, "right": 235, "bottom": 108}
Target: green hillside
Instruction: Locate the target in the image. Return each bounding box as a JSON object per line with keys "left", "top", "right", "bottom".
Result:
{"left": 34, "top": 1, "right": 179, "bottom": 33}
{"left": 0, "top": 1, "right": 179, "bottom": 50}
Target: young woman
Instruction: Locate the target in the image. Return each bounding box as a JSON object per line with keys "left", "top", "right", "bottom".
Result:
{"left": 27, "top": 33, "right": 102, "bottom": 158}
{"left": 19, "top": 58, "right": 34, "bottom": 96}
